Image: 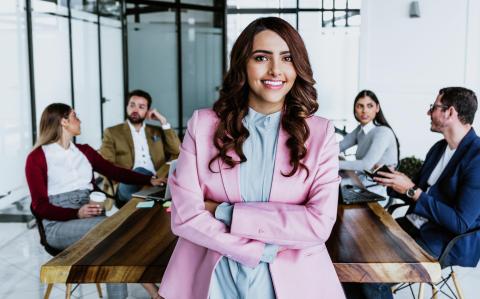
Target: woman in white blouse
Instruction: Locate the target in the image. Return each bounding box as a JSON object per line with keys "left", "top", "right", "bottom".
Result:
{"left": 26, "top": 103, "right": 163, "bottom": 299}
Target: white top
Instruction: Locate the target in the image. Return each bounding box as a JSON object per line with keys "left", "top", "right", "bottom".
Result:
{"left": 127, "top": 120, "right": 156, "bottom": 174}
{"left": 427, "top": 146, "right": 456, "bottom": 187}
{"left": 408, "top": 146, "right": 456, "bottom": 229}
{"left": 361, "top": 121, "right": 375, "bottom": 135}
{"left": 43, "top": 142, "right": 93, "bottom": 196}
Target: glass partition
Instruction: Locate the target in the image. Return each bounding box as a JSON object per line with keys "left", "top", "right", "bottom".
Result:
{"left": 100, "top": 16, "right": 125, "bottom": 130}
{"left": 32, "top": 7, "right": 72, "bottom": 125}
{"left": 182, "top": 0, "right": 215, "bottom": 6}
{"left": 71, "top": 7, "right": 102, "bottom": 148}
{"left": 0, "top": 0, "right": 32, "bottom": 195}
{"left": 181, "top": 10, "right": 223, "bottom": 127}
{"left": 227, "top": 0, "right": 296, "bottom": 8}
{"left": 128, "top": 11, "right": 179, "bottom": 129}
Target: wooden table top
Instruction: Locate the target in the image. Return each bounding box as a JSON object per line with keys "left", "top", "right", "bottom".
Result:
{"left": 327, "top": 202, "right": 440, "bottom": 283}
{"left": 41, "top": 198, "right": 177, "bottom": 284}
{"left": 41, "top": 199, "right": 440, "bottom": 284}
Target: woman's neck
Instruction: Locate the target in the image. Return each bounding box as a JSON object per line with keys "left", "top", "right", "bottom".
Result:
{"left": 248, "top": 101, "right": 283, "bottom": 115}
{"left": 57, "top": 133, "right": 72, "bottom": 149}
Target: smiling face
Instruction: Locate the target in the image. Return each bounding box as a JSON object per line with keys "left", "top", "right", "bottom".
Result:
{"left": 246, "top": 30, "right": 297, "bottom": 114}
{"left": 354, "top": 96, "right": 380, "bottom": 125}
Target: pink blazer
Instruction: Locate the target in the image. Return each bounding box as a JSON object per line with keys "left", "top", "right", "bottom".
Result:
{"left": 159, "top": 109, "right": 345, "bottom": 299}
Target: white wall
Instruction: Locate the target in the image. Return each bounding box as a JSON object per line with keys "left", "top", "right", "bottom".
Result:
{"left": 302, "top": 26, "right": 360, "bottom": 130}
{"left": 359, "top": 0, "right": 480, "bottom": 159}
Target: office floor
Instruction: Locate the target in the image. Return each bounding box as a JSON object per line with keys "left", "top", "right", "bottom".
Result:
{"left": 0, "top": 204, "right": 479, "bottom": 298}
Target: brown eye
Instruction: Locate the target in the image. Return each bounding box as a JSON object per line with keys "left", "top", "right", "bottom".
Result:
{"left": 283, "top": 56, "right": 292, "bottom": 62}
{"left": 254, "top": 56, "right": 268, "bottom": 62}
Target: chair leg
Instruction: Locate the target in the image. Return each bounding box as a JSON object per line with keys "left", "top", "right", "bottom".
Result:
{"left": 65, "top": 283, "right": 72, "bottom": 299}
{"left": 391, "top": 283, "right": 405, "bottom": 294}
{"left": 451, "top": 270, "right": 465, "bottom": 299}
{"left": 96, "top": 283, "right": 103, "bottom": 298}
{"left": 431, "top": 283, "right": 438, "bottom": 299}
{"left": 44, "top": 284, "right": 53, "bottom": 299}
{"left": 417, "top": 283, "right": 425, "bottom": 299}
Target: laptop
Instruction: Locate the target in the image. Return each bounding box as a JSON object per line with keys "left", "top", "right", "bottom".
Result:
{"left": 339, "top": 184, "right": 385, "bottom": 205}
{"left": 132, "top": 160, "right": 177, "bottom": 201}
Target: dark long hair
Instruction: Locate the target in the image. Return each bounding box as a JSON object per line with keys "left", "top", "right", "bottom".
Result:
{"left": 208, "top": 17, "right": 318, "bottom": 178}
{"left": 354, "top": 90, "right": 400, "bottom": 163}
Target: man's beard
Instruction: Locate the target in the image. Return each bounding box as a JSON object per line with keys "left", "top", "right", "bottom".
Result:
{"left": 127, "top": 113, "right": 145, "bottom": 124}
{"left": 430, "top": 118, "right": 443, "bottom": 133}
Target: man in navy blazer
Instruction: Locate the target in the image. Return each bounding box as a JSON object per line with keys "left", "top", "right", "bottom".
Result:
{"left": 344, "top": 87, "right": 480, "bottom": 299}
{"left": 376, "top": 87, "right": 480, "bottom": 269}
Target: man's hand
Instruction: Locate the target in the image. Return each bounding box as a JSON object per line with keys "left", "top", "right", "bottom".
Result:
{"left": 78, "top": 203, "right": 102, "bottom": 218}
{"left": 147, "top": 108, "right": 168, "bottom": 126}
{"left": 374, "top": 170, "right": 415, "bottom": 195}
{"left": 151, "top": 176, "right": 167, "bottom": 186}
{"left": 204, "top": 199, "right": 220, "bottom": 214}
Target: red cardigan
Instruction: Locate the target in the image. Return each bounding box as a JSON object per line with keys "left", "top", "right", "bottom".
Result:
{"left": 25, "top": 143, "right": 151, "bottom": 221}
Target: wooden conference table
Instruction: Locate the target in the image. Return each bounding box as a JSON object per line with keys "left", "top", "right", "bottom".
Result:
{"left": 40, "top": 198, "right": 441, "bottom": 289}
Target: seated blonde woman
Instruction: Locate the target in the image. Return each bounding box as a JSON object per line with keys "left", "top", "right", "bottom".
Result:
{"left": 25, "top": 103, "right": 163, "bottom": 299}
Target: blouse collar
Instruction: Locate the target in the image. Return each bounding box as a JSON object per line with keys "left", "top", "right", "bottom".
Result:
{"left": 244, "top": 107, "right": 282, "bottom": 130}
{"left": 361, "top": 121, "right": 376, "bottom": 134}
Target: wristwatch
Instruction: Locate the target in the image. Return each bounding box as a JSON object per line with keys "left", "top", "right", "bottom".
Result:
{"left": 406, "top": 186, "right": 418, "bottom": 198}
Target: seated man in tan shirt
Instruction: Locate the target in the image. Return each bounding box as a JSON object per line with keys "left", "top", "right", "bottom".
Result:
{"left": 99, "top": 89, "right": 180, "bottom": 203}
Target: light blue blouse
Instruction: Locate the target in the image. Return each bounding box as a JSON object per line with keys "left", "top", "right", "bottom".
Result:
{"left": 209, "top": 107, "right": 281, "bottom": 299}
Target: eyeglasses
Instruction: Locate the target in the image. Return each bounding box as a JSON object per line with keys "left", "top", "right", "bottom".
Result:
{"left": 429, "top": 104, "right": 449, "bottom": 113}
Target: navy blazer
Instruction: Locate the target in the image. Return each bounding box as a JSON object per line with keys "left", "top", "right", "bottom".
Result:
{"left": 408, "top": 128, "right": 480, "bottom": 267}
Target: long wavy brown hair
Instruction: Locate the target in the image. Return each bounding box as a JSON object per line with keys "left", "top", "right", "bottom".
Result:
{"left": 209, "top": 17, "right": 318, "bottom": 178}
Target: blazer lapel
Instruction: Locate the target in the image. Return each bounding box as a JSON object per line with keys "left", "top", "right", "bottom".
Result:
{"left": 123, "top": 122, "right": 135, "bottom": 161}
{"left": 218, "top": 150, "right": 241, "bottom": 203}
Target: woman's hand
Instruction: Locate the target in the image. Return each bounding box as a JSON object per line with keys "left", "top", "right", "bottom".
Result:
{"left": 151, "top": 176, "right": 167, "bottom": 186}
{"left": 78, "top": 203, "right": 102, "bottom": 218}
{"left": 204, "top": 199, "right": 220, "bottom": 214}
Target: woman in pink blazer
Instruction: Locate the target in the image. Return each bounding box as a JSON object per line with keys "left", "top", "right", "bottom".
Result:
{"left": 159, "top": 17, "right": 345, "bottom": 299}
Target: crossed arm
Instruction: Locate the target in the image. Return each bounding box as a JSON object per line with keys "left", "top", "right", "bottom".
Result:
{"left": 169, "top": 111, "right": 340, "bottom": 267}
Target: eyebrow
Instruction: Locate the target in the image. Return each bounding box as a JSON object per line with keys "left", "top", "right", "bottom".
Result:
{"left": 251, "top": 50, "right": 291, "bottom": 55}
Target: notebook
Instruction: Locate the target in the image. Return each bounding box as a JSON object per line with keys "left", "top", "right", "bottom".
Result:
{"left": 132, "top": 160, "right": 177, "bottom": 201}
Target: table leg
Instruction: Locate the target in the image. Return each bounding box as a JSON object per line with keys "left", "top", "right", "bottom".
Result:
{"left": 431, "top": 283, "right": 438, "bottom": 299}
{"left": 43, "top": 284, "right": 53, "bottom": 299}
{"left": 96, "top": 283, "right": 103, "bottom": 298}
{"left": 65, "top": 284, "right": 72, "bottom": 299}
{"left": 417, "top": 283, "right": 424, "bottom": 299}
{"left": 451, "top": 270, "right": 465, "bottom": 299}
